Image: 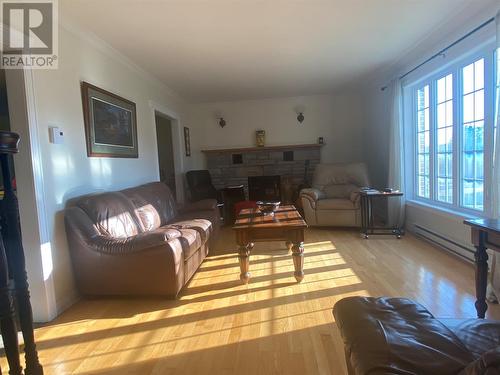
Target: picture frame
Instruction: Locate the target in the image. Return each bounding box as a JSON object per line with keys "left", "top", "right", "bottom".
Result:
{"left": 81, "top": 81, "right": 138, "bottom": 158}
{"left": 184, "top": 126, "right": 191, "bottom": 157}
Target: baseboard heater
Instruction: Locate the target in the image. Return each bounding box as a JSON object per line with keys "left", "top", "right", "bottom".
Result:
{"left": 412, "top": 224, "right": 475, "bottom": 262}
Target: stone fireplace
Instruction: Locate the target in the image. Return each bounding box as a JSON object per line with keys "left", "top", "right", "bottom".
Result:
{"left": 202, "top": 144, "right": 322, "bottom": 203}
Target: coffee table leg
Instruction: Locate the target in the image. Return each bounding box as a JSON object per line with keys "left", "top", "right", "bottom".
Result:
{"left": 238, "top": 244, "right": 251, "bottom": 284}
{"left": 292, "top": 242, "right": 304, "bottom": 282}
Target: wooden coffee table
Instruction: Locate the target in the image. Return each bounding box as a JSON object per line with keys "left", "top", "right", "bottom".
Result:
{"left": 232, "top": 205, "right": 307, "bottom": 284}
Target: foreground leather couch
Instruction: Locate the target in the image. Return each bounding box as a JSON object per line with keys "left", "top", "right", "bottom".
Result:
{"left": 300, "top": 162, "right": 369, "bottom": 227}
{"left": 333, "top": 296, "right": 500, "bottom": 375}
{"left": 65, "top": 182, "right": 220, "bottom": 297}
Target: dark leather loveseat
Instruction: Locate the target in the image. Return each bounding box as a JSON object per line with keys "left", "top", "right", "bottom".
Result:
{"left": 65, "top": 182, "right": 220, "bottom": 297}
{"left": 334, "top": 297, "right": 500, "bottom": 375}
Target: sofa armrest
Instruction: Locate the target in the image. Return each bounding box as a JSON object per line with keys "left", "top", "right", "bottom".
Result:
{"left": 180, "top": 199, "right": 218, "bottom": 212}
{"left": 300, "top": 188, "right": 325, "bottom": 202}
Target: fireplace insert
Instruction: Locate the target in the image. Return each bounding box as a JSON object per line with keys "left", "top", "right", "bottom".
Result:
{"left": 248, "top": 175, "right": 281, "bottom": 201}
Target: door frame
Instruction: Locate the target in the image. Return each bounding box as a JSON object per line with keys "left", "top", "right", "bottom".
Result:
{"left": 149, "top": 100, "right": 184, "bottom": 203}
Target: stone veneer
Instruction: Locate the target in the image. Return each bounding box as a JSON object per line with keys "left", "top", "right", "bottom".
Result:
{"left": 203, "top": 144, "right": 322, "bottom": 199}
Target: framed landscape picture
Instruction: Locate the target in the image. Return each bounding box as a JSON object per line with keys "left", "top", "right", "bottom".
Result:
{"left": 81, "top": 81, "right": 138, "bottom": 158}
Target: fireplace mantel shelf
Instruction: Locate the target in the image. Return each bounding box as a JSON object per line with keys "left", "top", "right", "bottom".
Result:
{"left": 201, "top": 143, "right": 324, "bottom": 154}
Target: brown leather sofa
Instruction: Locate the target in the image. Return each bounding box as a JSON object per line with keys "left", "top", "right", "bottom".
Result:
{"left": 333, "top": 297, "right": 500, "bottom": 375}
{"left": 65, "top": 182, "right": 220, "bottom": 297}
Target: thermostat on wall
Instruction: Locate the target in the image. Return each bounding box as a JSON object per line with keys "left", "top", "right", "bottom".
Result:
{"left": 49, "top": 127, "right": 64, "bottom": 144}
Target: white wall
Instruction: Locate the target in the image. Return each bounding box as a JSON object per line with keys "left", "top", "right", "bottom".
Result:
{"left": 188, "top": 93, "right": 365, "bottom": 169}
{"left": 21, "top": 25, "right": 190, "bottom": 321}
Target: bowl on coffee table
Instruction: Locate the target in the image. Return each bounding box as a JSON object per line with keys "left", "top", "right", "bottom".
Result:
{"left": 256, "top": 201, "right": 280, "bottom": 216}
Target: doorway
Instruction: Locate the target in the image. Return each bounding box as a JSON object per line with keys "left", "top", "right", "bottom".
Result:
{"left": 155, "top": 113, "right": 176, "bottom": 198}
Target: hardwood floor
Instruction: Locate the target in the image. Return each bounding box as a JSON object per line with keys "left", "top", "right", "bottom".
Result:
{"left": 4, "top": 227, "right": 500, "bottom": 374}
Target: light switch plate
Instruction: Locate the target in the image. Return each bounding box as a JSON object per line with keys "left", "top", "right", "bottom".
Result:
{"left": 49, "top": 127, "right": 64, "bottom": 144}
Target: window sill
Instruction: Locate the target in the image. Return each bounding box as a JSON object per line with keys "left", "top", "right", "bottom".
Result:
{"left": 405, "top": 199, "right": 484, "bottom": 221}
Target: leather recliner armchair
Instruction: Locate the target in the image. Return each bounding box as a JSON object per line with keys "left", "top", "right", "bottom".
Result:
{"left": 300, "top": 162, "right": 369, "bottom": 227}
{"left": 186, "top": 170, "right": 219, "bottom": 202}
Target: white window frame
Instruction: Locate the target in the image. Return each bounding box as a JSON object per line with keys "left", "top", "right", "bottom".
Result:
{"left": 404, "top": 42, "right": 496, "bottom": 218}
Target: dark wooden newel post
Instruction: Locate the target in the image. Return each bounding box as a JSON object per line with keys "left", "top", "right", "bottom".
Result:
{"left": 0, "top": 131, "right": 43, "bottom": 374}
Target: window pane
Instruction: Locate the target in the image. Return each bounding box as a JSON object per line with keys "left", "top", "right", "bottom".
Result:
{"left": 474, "top": 90, "right": 484, "bottom": 121}
{"left": 446, "top": 153, "right": 452, "bottom": 175}
{"left": 437, "top": 103, "right": 446, "bottom": 127}
{"left": 474, "top": 59, "right": 484, "bottom": 90}
{"left": 463, "top": 180, "right": 474, "bottom": 208}
{"left": 437, "top": 77, "right": 446, "bottom": 103}
{"left": 463, "top": 63, "right": 474, "bottom": 94}
{"left": 475, "top": 121, "right": 484, "bottom": 151}
{"left": 463, "top": 93, "right": 474, "bottom": 123}
{"left": 474, "top": 181, "right": 484, "bottom": 210}
{"left": 464, "top": 153, "right": 473, "bottom": 179}
{"left": 446, "top": 74, "right": 453, "bottom": 100}
{"left": 464, "top": 124, "right": 474, "bottom": 152}
{"left": 446, "top": 101, "right": 453, "bottom": 127}
{"left": 475, "top": 152, "right": 484, "bottom": 180}
{"left": 437, "top": 154, "right": 445, "bottom": 176}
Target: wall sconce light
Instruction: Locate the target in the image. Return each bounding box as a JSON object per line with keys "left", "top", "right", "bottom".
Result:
{"left": 218, "top": 117, "right": 226, "bottom": 128}
{"left": 297, "top": 112, "right": 304, "bottom": 123}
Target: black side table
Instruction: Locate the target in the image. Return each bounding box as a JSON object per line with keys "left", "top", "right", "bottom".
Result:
{"left": 360, "top": 190, "right": 404, "bottom": 239}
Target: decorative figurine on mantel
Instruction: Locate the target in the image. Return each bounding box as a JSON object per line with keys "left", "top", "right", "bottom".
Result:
{"left": 255, "top": 130, "right": 265, "bottom": 147}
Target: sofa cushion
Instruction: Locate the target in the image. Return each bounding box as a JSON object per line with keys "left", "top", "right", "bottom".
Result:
{"left": 166, "top": 228, "right": 202, "bottom": 260}
{"left": 323, "top": 184, "right": 360, "bottom": 199}
{"left": 165, "top": 219, "right": 212, "bottom": 244}
{"left": 122, "top": 182, "right": 178, "bottom": 230}
{"left": 442, "top": 319, "right": 500, "bottom": 359}
{"left": 458, "top": 346, "right": 500, "bottom": 375}
{"left": 317, "top": 198, "right": 357, "bottom": 210}
{"left": 75, "top": 192, "right": 142, "bottom": 238}
{"left": 333, "top": 297, "right": 475, "bottom": 375}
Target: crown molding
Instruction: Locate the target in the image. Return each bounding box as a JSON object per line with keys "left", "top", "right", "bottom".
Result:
{"left": 59, "top": 15, "right": 185, "bottom": 103}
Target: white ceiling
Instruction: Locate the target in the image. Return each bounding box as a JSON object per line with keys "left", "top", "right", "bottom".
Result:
{"left": 61, "top": 0, "right": 487, "bottom": 102}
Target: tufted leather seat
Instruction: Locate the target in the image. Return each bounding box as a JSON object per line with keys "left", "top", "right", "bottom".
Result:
{"left": 65, "top": 182, "right": 219, "bottom": 297}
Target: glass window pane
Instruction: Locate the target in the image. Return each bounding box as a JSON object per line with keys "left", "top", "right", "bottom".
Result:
{"left": 464, "top": 123, "right": 474, "bottom": 152}
{"left": 463, "top": 180, "right": 474, "bottom": 208}
{"left": 475, "top": 121, "right": 484, "bottom": 151}
{"left": 417, "top": 89, "right": 425, "bottom": 111}
{"left": 463, "top": 63, "right": 474, "bottom": 94}
{"left": 474, "top": 59, "right": 484, "bottom": 91}
{"left": 446, "top": 127, "right": 453, "bottom": 152}
{"left": 417, "top": 110, "right": 425, "bottom": 132}
{"left": 475, "top": 180, "right": 484, "bottom": 209}
{"left": 474, "top": 90, "right": 484, "bottom": 121}
{"left": 424, "top": 154, "right": 430, "bottom": 175}
{"left": 437, "top": 128, "right": 446, "bottom": 152}
{"left": 446, "top": 101, "right": 453, "bottom": 127}
{"left": 437, "top": 154, "right": 445, "bottom": 176}
{"left": 446, "top": 179, "right": 453, "bottom": 203}
{"left": 463, "top": 93, "right": 474, "bottom": 123}
{"left": 475, "top": 151, "right": 484, "bottom": 180}
{"left": 437, "top": 77, "right": 446, "bottom": 103}
{"left": 437, "top": 102, "right": 446, "bottom": 128}
{"left": 464, "top": 153, "right": 474, "bottom": 179}
{"left": 424, "top": 86, "right": 429, "bottom": 108}
{"left": 446, "top": 74, "right": 453, "bottom": 100}
{"left": 446, "top": 153, "right": 453, "bottom": 176}
{"left": 424, "top": 108, "right": 429, "bottom": 131}
{"left": 437, "top": 178, "right": 446, "bottom": 201}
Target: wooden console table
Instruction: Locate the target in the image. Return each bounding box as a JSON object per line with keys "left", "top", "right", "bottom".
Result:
{"left": 233, "top": 205, "right": 307, "bottom": 284}
{"left": 464, "top": 218, "right": 500, "bottom": 319}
